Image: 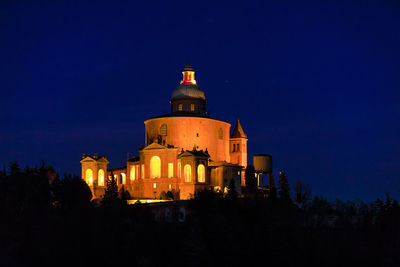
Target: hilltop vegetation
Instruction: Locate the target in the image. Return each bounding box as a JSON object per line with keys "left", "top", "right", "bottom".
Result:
{"left": 0, "top": 162, "right": 399, "bottom": 266}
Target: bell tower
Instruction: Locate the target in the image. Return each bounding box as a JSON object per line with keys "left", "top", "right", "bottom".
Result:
{"left": 229, "top": 120, "right": 248, "bottom": 167}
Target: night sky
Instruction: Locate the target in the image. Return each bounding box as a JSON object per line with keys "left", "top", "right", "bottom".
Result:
{"left": 1, "top": 1, "right": 399, "bottom": 201}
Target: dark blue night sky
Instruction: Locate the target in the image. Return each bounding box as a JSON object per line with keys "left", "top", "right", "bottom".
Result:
{"left": 1, "top": 1, "right": 399, "bottom": 201}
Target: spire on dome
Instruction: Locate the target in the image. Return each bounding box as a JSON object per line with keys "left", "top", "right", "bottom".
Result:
{"left": 231, "top": 119, "right": 247, "bottom": 138}
{"left": 181, "top": 64, "right": 197, "bottom": 85}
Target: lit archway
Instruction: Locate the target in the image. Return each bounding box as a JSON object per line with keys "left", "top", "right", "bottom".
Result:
{"left": 150, "top": 156, "right": 161, "bottom": 178}
{"left": 121, "top": 173, "right": 126, "bottom": 184}
{"left": 98, "top": 169, "right": 104, "bottom": 186}
{"left": 184, "top": 164, "right": 191, "bottom": 182}
{"left": 197, "top": 164, "right": 205, "bottom": 183}
{"left": 86, "top": 169, "right": 93, "bottom": 186}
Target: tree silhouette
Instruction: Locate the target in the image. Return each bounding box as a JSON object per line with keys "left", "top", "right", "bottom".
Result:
{"left": 268, "top": 173, "right": 277, "bottom": 200}
{"left": 160, "top": 190, "right": 168, "bottom": 200}
{"left": 119, "top": 185, "right": 131, "bottom": 206}
{"left": 166, "top": 191, "right": 174, "bottom": 200}
{"left": 245, "top": 165, "right": 256, "bottom": 197}
{"left": 102, "top": 172, "right": 118, "bottom": 206}
{"left": 59, "top": 174, "right": 92, "bottom": 209}
{"left": 278, "top": 171, "right": 291, "bottom": 202}
{"left": 292, "top": 180, "right": 311, "bottom": 209}
{"left": 227, "top": 177, "right": 238, "bottom": 199}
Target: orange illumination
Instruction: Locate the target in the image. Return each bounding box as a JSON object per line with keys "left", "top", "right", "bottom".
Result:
{"left": 121, "top": 173, "right": 126, "bottom": 184}
{"left": 177, "top": 162, "right": 181, "bottom": 178}
{"left": 130, "top": 166, "right": 135, "bottom": 181}
{"left": 86, "top": 169, "right": 93, "bottom": 186}
{"left": 168, "top": 163, "right": 173, "bottom": 178}
{"left": 141, "top": 165, "right": 144, "bottom": 178}
{"left": 197, "top": 164, "right": 205, "bottom": 183}
{"left": 98, "top": 169, "right": 104, "bottom": 186}
{"left": 150, "top": 156, "right": 161, "bottom": 178}
{"left": 184, "top": 164, "right": 191, "bottom": 182}
{"left": 180, "top": 69, "right": 197, "bottom": 85}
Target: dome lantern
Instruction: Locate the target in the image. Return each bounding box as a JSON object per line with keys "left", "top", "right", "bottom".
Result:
{"left": 170, "top": 64, "right": 207, "bottom": 115}
{"left": 181, "top": 64, "right": 197, "bottom": 85}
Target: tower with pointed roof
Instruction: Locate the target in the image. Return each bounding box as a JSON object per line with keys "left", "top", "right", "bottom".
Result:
{"left": 230, "top": 120, "right": 248, "bottom": 167}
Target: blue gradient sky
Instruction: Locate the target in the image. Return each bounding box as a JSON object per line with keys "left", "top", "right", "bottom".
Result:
{"left": 1, "top": 1, "right": 399, "bottom": 201}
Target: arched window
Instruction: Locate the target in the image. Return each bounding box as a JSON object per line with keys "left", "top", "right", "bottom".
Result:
{"left": 98, "top": 169, "right": 104, "bottom": 186}
{"left": 130, "top": 166, "right": 135, "bottom": 181}
{"left": 86, "top": 169, "right": 93, "bottom": 186}
{"left": 168, "top": 163, "right": 173, "bottom": 178}
{"left": 218, "top": 128, "right": 223, "bottom": 139}
{"left": 184, "top": 164, "right": 191, "bottom": 182}
{"left": 177, "top": 162, "right": 181, "bottom": 178}
{"left": 121, "top": 173, "right": 126, "bottom": 184}
{"left": 160, "top": 124, "right": 167, "bottom": 136}
{"left": 197, "top": 164, "right": 205, "bottom": 183}
{"left": 150, "top": 156, "right": 161, "bottom": 178}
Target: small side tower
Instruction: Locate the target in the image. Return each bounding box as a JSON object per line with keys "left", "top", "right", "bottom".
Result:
{"left": 229, "top": 120, "right": 248, "bottom": 167}
{"left": 80, "top": 154, "right": 109, "bottom": 199}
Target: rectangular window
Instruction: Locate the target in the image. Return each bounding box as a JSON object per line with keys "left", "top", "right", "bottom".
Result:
{"left": 168, "top": 163, "right": 174, "bottom": 178}
{"left": 178, "top": 104, "right": 183, "bottom": 111}
{"left": 190, "top": 104, "right": 195, "bottom": 111}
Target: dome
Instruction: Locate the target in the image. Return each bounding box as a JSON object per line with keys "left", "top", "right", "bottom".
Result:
{"left": 171, "top": 83, "right": 206, "bottom": 100}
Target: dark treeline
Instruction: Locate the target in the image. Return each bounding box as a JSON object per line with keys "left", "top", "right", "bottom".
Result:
{"left": 1, "top": 162, "right": 400, "bottom": 266}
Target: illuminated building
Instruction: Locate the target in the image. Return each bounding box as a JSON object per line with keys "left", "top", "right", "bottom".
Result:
{"left": 80, "top": 64, "right": 248, "bottom": 200}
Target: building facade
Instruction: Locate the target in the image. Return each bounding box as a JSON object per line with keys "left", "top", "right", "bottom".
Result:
{"left": 81, "top": 64, "right": 248, "bottom": 200}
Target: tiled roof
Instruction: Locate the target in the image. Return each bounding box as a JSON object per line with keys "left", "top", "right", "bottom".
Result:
{"left": 231, "top": 120, "right": 247, "bottom": 138}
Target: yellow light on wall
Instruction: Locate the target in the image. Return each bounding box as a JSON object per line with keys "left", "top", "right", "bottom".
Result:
{"left": 130, "top": 166, "right": 135, "bottom": 181}
{"left": 121, "top": 173, "right": 126, "bottom": 184}
{"left": 150, "top": 156, "right": 161, "bottom": 178}
{"left": 184, "top": 164, "right": 191, "bottom": 182}
{"left": 197, "top": 164, "right": 205, "bottom": 183}
{"left": 86, "top": 169, "right": 93, "bottom": 186}
{"left": 168, "top": 163, "right": 173, "bottom": 178}
{"left": 177, "top": 162, "right": 181, "bottom": 178}
{"left": 98, "top": 169, "right": 104, "bottom": 186}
